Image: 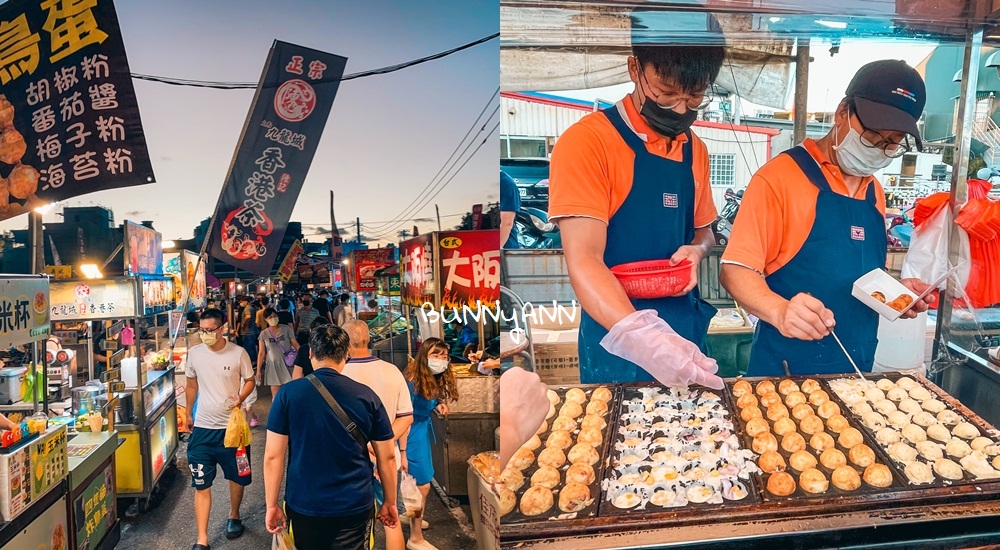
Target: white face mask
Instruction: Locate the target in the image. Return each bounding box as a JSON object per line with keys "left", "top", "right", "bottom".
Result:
{"left": 267, "top": 317, "right": 279, "bottom": 327}
{"left": 832, "top": 123, "right": 894, "bottom": 177}
{"left": 427, "top": 357, "right": 449, "bottom": 374}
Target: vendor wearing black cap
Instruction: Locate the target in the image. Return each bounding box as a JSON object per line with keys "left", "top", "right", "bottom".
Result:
{"left": 720, "top": 60, "right": 934, "bottom": 376}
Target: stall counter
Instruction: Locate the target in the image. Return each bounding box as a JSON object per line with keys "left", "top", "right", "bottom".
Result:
{"left": 67, "top": 431, "right": 120, "bottom": 550}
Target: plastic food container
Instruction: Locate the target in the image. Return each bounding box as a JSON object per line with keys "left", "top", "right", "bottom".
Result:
{"left": 0, "top": 367, "right": 26, "bottom": 406}
{"left": 611, "top": 259, "right": 692, "bottom": 299}
{"left": 852, "top": 269, "right": 917, "bottom": 321}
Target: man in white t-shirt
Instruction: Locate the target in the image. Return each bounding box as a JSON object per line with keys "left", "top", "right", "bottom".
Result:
{"left": 333, "top": 293, "right": 355, "bottom": 326}
{"left": 341, "top": 320, "right": 413, "bottom": 550}
{"left": 186, "top": 308, "right": 257, "bottom": 550}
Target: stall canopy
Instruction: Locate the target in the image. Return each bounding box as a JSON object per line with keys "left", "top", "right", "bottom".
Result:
{"left": 501, "top": 0, "right": 1000, "bottom": 108}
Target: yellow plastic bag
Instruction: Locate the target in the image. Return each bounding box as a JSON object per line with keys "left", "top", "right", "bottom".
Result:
{"left": 271, "top": 527, "right": 294, "bottom": 550}
{"left": 224, "top": 407, "right": 252, "bottom": 448}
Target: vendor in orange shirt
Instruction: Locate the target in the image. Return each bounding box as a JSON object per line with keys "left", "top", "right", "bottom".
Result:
{"left": 720, "top": 60, "right": 933, "bottom": 376}
{"left": 549, "top": 41, "right": 725, "bottom": 388}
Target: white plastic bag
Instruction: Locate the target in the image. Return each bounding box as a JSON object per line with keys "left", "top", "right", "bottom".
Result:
{"left": 901, "top": 206, "right": 971, "bottom": 290}
{"left": 243, "top": 387, "right": 258, "bottom": 411}
{"left": 271, "top": 527, "right": 294, "bottom": 550}
{"left": 401, "top": 472, "right": 423, "bottom": 517}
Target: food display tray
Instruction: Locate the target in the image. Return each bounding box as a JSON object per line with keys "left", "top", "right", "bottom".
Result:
{"left": 502, "top": 384, "right": 619, "bottom": 525}
{"left": 826, "top": 373, "right": 1000, "bottom": 489}
{"left": 597, "top": 384, "right": 762, "bottom": 517}
{"left": 728, "top": 377, "right": 907, "bottom": 503}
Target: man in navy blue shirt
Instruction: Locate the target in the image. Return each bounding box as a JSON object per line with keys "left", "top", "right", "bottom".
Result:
{"left": 500, "top": 170, "right": 521, "bottom": 249}
{"left": 264, "top": 325, "right": 398, "bottom": 550}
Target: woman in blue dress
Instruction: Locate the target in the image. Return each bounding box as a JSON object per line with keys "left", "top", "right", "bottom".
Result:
{"left": 403, "top": 337, "right": 458, "bottom": 550}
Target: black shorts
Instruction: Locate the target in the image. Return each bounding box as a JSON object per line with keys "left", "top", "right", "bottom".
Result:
{"left": 287, "top": 505, "right": 373, "bottom": 550}
{"left": 187, "top": 427, "right": 252, "bottom": 489}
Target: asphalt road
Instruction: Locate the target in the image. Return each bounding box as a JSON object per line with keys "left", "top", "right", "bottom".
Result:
{"left": 117, "top": 388, "right": 477, "bottom": 549}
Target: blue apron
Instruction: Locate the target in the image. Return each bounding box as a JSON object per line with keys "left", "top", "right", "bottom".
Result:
{"left": 746, "top": 146, "right": 886, "bottom": 376}
{"left": 578, "top": 107, "right": 716, "bottom": 384}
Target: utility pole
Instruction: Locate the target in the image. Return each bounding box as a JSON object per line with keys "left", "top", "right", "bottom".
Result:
{"left": 435, "top": 204, "right": 441, "bottom": 231}
{"left": 29, "top": 212, "right": 43, "bottom": 274}
{"left": 356, "top": 217, "right": 361, "bottom": 244}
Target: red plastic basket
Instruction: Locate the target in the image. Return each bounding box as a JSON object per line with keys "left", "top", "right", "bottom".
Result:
{"left": 610, "top": 259, "right": 693, "bottom": 299}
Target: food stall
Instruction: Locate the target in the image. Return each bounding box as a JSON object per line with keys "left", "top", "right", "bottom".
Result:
{"left": 400, "top": 230, "right": 501, "bottom": 498}
{"left": 493, "top": 0, "right": 1000, "bottom": 547}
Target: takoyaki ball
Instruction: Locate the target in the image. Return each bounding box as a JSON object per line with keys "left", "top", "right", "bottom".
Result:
{"left": 7, "top": 164, "right": 38, "bottom": 199}
{"left": 895, "top": 376, "right": 918, "bottom": 391}
{"left": 916, "top": 441, "right": 944, "bottom": 461}
{"left": 808, "top": 390, "right": 830, "bottom": 407}
{"left": 566, "top": 462, "right": 596, "bottom": 485}
{"left": 510, "top": 448, "right": 535, "bottom": 471}
{"left": 853, "top": 402, "right": 875, "bottom": 416}
{"left": 565, "top": 388, "right": 587, "bottom": 404}
{"left": 904, "top": 461, "right": 935, "bottom": 484}
{"left": 0, "top": 128, "right": 26, "bottom": 164}
{"left": 767, "top": 471, "right": 796, "bottom": 496}
{"left": 741, "top": 406, "right": 764, "bottom": 423}
{"left": 789, "top": 450, "right": 818, "bottom": 472}
{"left": 909, "top": 386, "right": 933, "bottom": 401}
{"left": 732, "top": 379, "right": 753, "bottom": 397}
{"left": 536, "top": 421, "right": 548, "bottom": 435}
{"left": 581, "top": 414, "right": 606, "bottom": 431}
{"left": 759, "top": 450, "right": 787, "bottom": 473}
{"left": 934, "top": 458, "right": 964, "bottom": 480}
{"left": 985, "top": 445, "right": 1000, "bottom": 457}
{"left": 927, "top": 424, "right": 952, "bottom": 443}
{"left": 745, "top": 417, "right": 770, "bottom": 438}
{"left": 499, "top": 467, "right": 525, "bottom": 492}
{"left": 837, "top": 428, "right": 864, "bottom": 449}
{"left": 546, "top": 403, "right": 556, "bottom": 420}
{"left": 870, "top": 291, "right": 887, "bottom": 303}
{"left": 993, "top": 456, "right": 1000, "bottom": 472}
{"left": 0, "top": 96, "right": 12, "bottom": 128}
{"left": 820, "top": 448, "right": 847, "bottom": 470}
{"left": 537, "top": 447, "right": 567, "bottom": 469}
{"left": 558, "top": 482, "right": 592, "bottom": 513}
{"left": 546, "top": 430, "right": 573, "bottom": 450}
{"left": 773, "top": 417, "right": 797, "bottom": 437}
{"left": 810, "top": 432, "right": 836, "bottom": 452}
{"left": 863, "top": 412, "right": 887, "bottom": 431}
{"left": 499, "top": 487, "right": 517, "bottom": 517}
{"left": 737, "top": 393, "right": 759, "bottom": 409}
{"left": 876, "top": 428, "right": 900, "bottom": 445}
{"left": 937, "top": 410, "right": 961, "bottom": 426}
{"left": 591, "top": 386, "right": 613, "bottom": 403}
{"left": 953, "top": 422, "right": 980, "bottom": 440}
{"left": 971, "top": 437, "right": 995, "bottom": 452}
{"left": 760, "top": 392, "right": 782, "bottom": 409}
{"left": 781, "top": 432, "right": 807, "bottom": 454}
{"left": 887, "top": 411, "right": 911, "bottom": 428}
{"left": 831, "top": 465, "right": 862, "bottom": 491}
{"left": 946, "top": 438, "right": 973, "bottom": 459}
{"left": 585, "top": 399, "right": 608, "bottom": 416}
{"left": 865, "top": 387, "right": 886, "bottom": 402}
{"left": 756, "top": 380, "right": 776, "bottom": 396}
{"left": 568, "top": 443, "right": 599, "bottom": 466}
{"left": 901, "top": 424, "right": 927, "bottom": 444}
{"left": 825, "top": 414, "right": 850, "bottom": 434}
{"left": 551, "top": 416, "right": 577, "bottom": 433}
{"left": 863, "top": 464, "right": 894, "bottom": 488}
{"left": 898, "top": 399, "right": 922, "bottom": 416}
{"left": 886, "top": 387, "right": 909, "bottom": 402}
{"left": 522, "top": 435, "right": 542, "bottom": 451}
{"left": 752, "top": 432, "right": 779, "bottom": 454}
{"left": 817, "top": 401, "right": 841, "bottom": 420}
{"left": 848, "top": 444, "right": 876, "bottom": 468}
{"left": 778, "top": 379, "right": 800, "bottom": 396}
{"left": 888, "top": 442, "right": 918, "bottom": 464}
{"left": 766, "top": 403, "right": 789, "bottom": 422}
{"left": 922, "top": 399, "right": 947, "bottom": 413}
{"left": 800, "top": 379, "right": 822, "bottom": 395}
{"left": 912, "top": 411, "right": 937, "bottom": 428}
{"left": 876, "top": 378, "right": 896, "bottom": 392}
{"left": 520, "top": 486, "right": 554, "bottom": 516}
{"left": 873, "top": 400, "right": 897, "bottom": 416}
{"left": 559, "top": 401, "right": 583, "bottom": 419}
{"left": 792, "top": 403, "right": 815, "bottom": 420}
{"left": 784, "top": 391, "right": 808, "bottom": 408}
{"left": 530, "top": 466, "right": 561, "bottom": 489}
{"left": 577, "top": 427, "right": 603, "bottom": 447}
{"left": 799, "top": 468, "right": 830, "bottom": 494}
{"left": 799, "top": 415, "right": 825, "bottom": 435}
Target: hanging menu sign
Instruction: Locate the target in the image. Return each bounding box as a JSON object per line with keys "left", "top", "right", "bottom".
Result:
{"left": 49, "top": 278, "right": 136, "bottom": 321}
{"left": 0, "top": 276, "right": 49, "bottom": 349}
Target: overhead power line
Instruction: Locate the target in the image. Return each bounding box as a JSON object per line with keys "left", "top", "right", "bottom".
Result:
{"left": 130, "top": 33, "right": 498, "bottom": 89}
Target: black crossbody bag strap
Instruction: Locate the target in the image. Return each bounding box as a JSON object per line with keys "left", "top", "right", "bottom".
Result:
{"left": 306, "top": 374, "right": 368, "bottom": 449}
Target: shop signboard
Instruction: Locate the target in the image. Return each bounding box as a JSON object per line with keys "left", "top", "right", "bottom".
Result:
{"left": 351, "top": 248, "right": 393, "bottom": 292}
{"left": 181, "top": 250, "right": 207, "bottom": 308}
{"left": 73, "top": 463, "right": 115, "bottom": 549}
{"left": 276, "top": 240, "right": 304, "bottom": 283}
{"left": 376, "top": 268, "right": 401, "bottom": 296}
{"left": 140, "top": 277, "right": 174, "bottom": 315}
{"left": 437, "top": 230, "right": 500, "bottom": 311}
{"left": 148, "top": 403, "right": 177, "bottom": 481}
{"left": 45, "top": 265, "right": 73, "bottom": 279}
{"left": 50, "top": 278, "right": 137, "bottom": 321}
{"left": 31, "top": 425, "right": 68, "bottom": 500}
{"left": 400, "top": 234, "right": 435, "bottom": 307}
{"left": 0, "top": 0, "right": 154, "bottom": 223}
{"left": 207, "top": 41, "right": 347, "bottom": 277}
{"left": 0, "top": 276, "right": 50, "bottom": 349}
{"left": 124, "top": 220, "right": 162, "bottom": 276}
{"left": 0, "top": 495, "right": 68, "bottom": 550}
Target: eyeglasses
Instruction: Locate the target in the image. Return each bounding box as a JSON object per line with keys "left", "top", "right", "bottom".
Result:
{"left": 637, "top": 65, "right": 711, "bottom": 111}
{"left": 199, "top": 326, "right": 223, "bottom": 335}
{"left": 852, "top": 110, "right": 912, "bottom": 158}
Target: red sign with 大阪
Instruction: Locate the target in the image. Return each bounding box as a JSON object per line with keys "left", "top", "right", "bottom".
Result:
{"left": 400, "top": 234, "right": 434, "bottom": 307}
{"left": 437, "top": 230, "right": 499, "bottom": 310}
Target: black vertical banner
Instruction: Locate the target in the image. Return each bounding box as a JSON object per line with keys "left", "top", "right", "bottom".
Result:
{"left": 207, "top": 41, "right": 347, "bottom": 276}
{"left": 0, "top": 0, "right": 154, "bottom": 220}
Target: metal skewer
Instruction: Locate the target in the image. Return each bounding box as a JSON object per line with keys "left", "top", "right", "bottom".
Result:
{"left": 830, "top": 329, "right": 866, "bottom": 382}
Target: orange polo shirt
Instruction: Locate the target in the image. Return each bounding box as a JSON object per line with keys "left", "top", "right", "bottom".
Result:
{"left": 548, "top": 98, "right": 718, "bottom": 228}
{"left": 721, "top": 139, "right": 887, "bottom": 276}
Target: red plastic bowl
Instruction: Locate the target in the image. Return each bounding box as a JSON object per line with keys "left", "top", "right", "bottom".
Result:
{"left": 610, "top": 259, "right": 693, "bottom": 299}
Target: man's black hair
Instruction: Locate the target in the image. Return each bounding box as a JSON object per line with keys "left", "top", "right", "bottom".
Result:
{"left": 319, "top": 290, "right": 329, "bottom": 296}
{"left": 262, "top": 307, "right": 277, "bottom": 319}
{"left": 277, "top": 298, "right": 292, "bottom": 311}
{"left": 340, "top": 293, "right": 350, "bottom": 304}
{"left": 260, "top": 296, "right": 270, "bottom": 307}
{"left": 310, "top": 325, "right": 350, "bottom": 363}
{"left": 200, "top": 308, "right": 226, "bottom": 325}
{"left": 631, "top": 45, "right": 725, "bottom": 94}
{"left": 310, "top": 316, "right": 330, "bottom": 329}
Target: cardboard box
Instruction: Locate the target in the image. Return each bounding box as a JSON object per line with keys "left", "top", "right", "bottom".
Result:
{"left": 852, "top": 269, "right": 917, "bottom": 321}
{"left": 467, "top": 465, "right": 500, "bottom": 550}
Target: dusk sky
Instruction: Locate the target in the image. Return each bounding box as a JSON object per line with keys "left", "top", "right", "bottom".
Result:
{"left": 0, "top": 0, "right": 499, "bottom": 247}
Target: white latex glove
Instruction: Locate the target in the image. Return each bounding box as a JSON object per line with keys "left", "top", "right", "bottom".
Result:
{"left": 600, "top": 310, "right": 723, "bottom": 390}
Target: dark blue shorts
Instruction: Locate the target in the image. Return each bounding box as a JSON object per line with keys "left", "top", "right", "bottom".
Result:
{"left": 187, "top": 427, "right": 252, "bottom": 489}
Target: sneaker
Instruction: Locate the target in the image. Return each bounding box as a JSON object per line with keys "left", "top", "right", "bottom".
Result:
{"left": 406, "top": 540, "right": 439, "bottom": 550}
{"left": 401, "top": 512, "right": 429, "bottom": 529}
{"left": 250, "top": 417, "right": 259, "bottom": 428}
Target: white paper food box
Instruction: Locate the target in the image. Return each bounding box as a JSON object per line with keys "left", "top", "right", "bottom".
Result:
{"left": 852, "top": 268, "right": 917, "bottom": 322}
{"left": 467, "top": 464, "right": 500, "bottom": 550}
